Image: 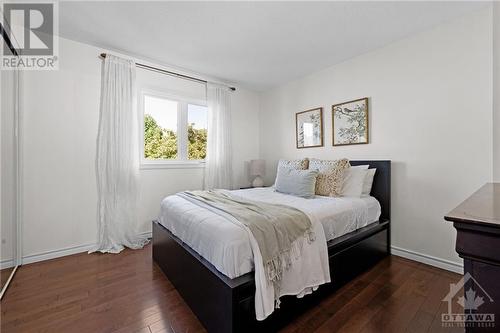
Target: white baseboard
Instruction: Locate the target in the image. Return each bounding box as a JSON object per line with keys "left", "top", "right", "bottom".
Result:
{"left": 0, "top": 259, "right": 14, "bottom": 270}
{"left": 22, "top": 243, "right": 96, "bottom": 265}
{"left": 391, "top": 245, "right": 463, "bottom": 274}
{"left": 21, "top": 231, "right": 152, "bottom": 266}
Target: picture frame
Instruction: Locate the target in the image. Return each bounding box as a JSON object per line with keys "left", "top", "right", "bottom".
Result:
{"left": 296, "top": 107, "right": 323, "bottom": 149}
{"left": 332, "top": 97, "right": 369, "bottom": 146}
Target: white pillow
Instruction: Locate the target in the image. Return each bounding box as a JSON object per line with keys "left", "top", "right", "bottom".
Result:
{"left": 351, "top": 165, "right": 369, "bottom": 169}
{"left": 362, "top": 168, "right": 376, "bottom": 196}
{"left": 341, "top": 167, "right": 368, "bottom": 197}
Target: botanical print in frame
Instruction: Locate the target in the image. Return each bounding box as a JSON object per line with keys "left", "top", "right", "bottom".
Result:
{"left": 332, "top": 98, "right": 369, "bottom": 146}
{"left": 296, "top": 107, "right": 323, "bottom": 149}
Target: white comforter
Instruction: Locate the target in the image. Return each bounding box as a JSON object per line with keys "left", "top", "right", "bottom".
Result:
{"left": 159, "top": 188, "right": 379, "bottom": 320}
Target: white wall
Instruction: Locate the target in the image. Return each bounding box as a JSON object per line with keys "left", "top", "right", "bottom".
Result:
{"left": 21, "top": 37, "right": 260, "bottom": 261}
{"left": 494, "top": 3, "right": 500, "bottom": 182}
{"left": 259, "top": 8, "right": 493, "bottom": 270}
{"left": 17, "top": 6, "right": 495, "bottom": 271}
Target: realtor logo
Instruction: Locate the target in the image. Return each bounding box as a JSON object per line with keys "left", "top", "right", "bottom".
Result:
{"left": 0, "top": 1, "right": 58, "bottom": 70}
{"left": 442, "top": 272, "right": 495, "bottom": 329}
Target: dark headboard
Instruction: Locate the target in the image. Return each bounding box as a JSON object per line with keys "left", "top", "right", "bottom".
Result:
{"left": 350, "top": 160, "right": 391, "bottom": 221}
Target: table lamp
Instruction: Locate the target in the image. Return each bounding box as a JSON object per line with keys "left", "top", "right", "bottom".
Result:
{"left": 249, "top": 159, "right": 265, "bottom": 187}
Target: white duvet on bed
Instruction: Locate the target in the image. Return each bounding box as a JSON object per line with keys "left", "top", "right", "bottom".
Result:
{"left": 172, "top": 188, "right": 331, "bottom": 320}
{"left": 158, "top": 187, "right": 381, "bottom": 279}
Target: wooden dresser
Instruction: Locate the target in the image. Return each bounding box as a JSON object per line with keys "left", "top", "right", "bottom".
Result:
{"left": 445, "top": 183, "right": 500, "bottom": 332}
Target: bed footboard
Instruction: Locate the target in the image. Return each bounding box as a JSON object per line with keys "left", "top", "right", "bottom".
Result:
{"left": 153, "top": 220, "right": 389, "bottom": 333}
{"left": 153, "top": 221, "right": 253, "bottom": 333}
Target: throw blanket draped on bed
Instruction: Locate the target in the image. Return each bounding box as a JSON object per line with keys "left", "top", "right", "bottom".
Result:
{"left": 179, "top": 190, "right": 315, "bottom": 288}
{"left": 176, "top": 189, "right": 330, "bottom": 320}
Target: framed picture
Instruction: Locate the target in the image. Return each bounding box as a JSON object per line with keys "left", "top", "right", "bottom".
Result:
{"left": 332, "top": 97, "right": 369, "bottom": 146}
{"left": 296, "top": 107, "right": 323, "bottom": 149}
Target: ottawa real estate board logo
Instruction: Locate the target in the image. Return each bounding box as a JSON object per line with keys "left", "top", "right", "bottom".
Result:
{"left": 0, "top": 1, "right": 58, "bottom": 70}
{"left": 442, "top": 272, "right": 495, "bottom": 329}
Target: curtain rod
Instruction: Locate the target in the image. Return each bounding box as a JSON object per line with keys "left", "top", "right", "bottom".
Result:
{"left": 100, "top": 53, "right": 236, "bottom": 91}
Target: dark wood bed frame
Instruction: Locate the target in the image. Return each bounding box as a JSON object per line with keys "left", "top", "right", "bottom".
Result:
{"left": 153, "top": 160, "right": 391, "bottom": 333}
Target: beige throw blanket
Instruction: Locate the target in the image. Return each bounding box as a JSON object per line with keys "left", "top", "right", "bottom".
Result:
{"left": 179, "top": 190, "right": 315, "bottom": 286}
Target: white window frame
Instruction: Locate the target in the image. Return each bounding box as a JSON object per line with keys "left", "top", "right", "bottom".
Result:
{"left": 139, "top": 89, "right": 207, "bottom": 169}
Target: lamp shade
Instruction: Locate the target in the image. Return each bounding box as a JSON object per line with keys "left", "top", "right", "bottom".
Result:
{"left": 249, "top": 159, "right": 265, "bottom": 177}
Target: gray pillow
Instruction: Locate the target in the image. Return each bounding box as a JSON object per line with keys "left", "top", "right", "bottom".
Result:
{"left": 275, "top": 168, "right": 318, "bottom": 198}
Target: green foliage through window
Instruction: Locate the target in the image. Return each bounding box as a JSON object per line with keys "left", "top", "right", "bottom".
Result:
{"left": 188, "top": 123, "right": 207, "bottom": 160}
{"left": 144, "top": 114, "right": 207, "bottom": 160}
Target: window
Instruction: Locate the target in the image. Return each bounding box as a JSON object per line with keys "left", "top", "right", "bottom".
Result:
{"left": 141, "top": 91, "right": 207, "bottom": 167}
{"left": 144, "top": 95, "right": 178, "bottom": 159}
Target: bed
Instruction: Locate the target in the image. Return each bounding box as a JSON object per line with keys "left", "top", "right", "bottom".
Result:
{"left": 153, "top": 160, "right": 391, "bottom": 332}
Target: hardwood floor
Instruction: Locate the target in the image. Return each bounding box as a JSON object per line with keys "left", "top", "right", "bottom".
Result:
{"left": 0, "top": 244, "right": 462, "bottom": 333}
{"left": 1, "top": 267, "right": 15, "bottom": 291}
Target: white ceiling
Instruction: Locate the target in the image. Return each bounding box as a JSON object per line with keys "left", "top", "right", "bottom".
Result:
{"left": 59, "top": 1, "right": 489, "bottom": 91}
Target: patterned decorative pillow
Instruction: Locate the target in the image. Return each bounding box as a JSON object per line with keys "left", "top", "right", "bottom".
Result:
{"left": 309, "top": 158, "right": 350, "bottom": 196}
{"left": 277, "top": 158, "right": 309, "bottom": 170}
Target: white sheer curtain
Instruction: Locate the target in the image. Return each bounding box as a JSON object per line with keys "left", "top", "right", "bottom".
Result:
{"left": 204, "top": 83, "right": 233, "bottom": 190}
{"left": 90, "top": 54, "right": 149, "bottom": 254}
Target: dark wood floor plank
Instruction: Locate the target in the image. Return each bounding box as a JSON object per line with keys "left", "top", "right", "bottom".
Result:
{"left": 406, "top": 309, "right": 436, "bottom": 333}
{"left": 327, "top": 257, "right": 418, "bottom": 333}
{"left": 320, "top": 258, "right": 417, "bottom": 333}
{"left": 1, "top": 245, "right": 462, "bottom": 333}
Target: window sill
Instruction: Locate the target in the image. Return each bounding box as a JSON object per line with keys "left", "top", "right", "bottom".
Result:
{"left": 140, "top": 161, "right": 205, "bottom": 170}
